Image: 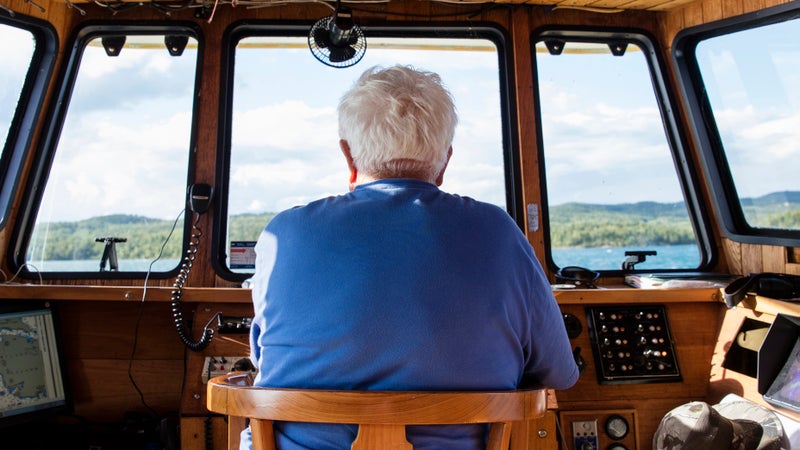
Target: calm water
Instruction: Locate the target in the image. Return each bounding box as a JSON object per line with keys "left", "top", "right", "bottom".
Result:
{"left": 29, "top": 258, "right": 182, "bottom": 273}
{"left": 552, "top": 244, "right": 701, "bottom": 271}
{"left": 30, "top": 244, "right": 700, "bottom": 274}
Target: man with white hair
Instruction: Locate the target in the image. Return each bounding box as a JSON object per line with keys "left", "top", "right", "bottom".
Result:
{"left": 245, "top": 64, "right": 579, "bottom": 449}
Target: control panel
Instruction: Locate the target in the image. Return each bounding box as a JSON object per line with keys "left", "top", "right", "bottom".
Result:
{"left": 217, "top": 315, "right": 252, "bottom": 334}
{"left": 572, "top": 419, "right": 599, "bottom": 450}
{"left": 201, "top": 355, "right": 257, "bottom": 384}
{"left": 561, "top": 409, "right": 637, "bottom": 450}
{"left": 586, "top": 305, "right": 681, "bottom": 384}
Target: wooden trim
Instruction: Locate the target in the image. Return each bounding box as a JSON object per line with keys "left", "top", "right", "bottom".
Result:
{"left": 0, "top": 283, "right": 725, "bottom": 305}
{"left": 553, "top": 286, "right": 720, "bottom": 304}
{"left": 0, "top": 284, "right": 251, "bottom": 302}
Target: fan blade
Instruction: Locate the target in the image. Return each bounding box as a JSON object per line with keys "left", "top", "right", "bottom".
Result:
{"left": 329, "top": 45, "right": 356, "bottom": 63}
{"left": 331, "top": 46, "right": 356, "bottom": 62}
{"left": 312, "top": 26, "right": 331, "bottom": 49}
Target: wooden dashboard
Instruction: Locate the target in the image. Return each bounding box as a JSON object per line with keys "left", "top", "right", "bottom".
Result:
{"left": 1, "top": 283, "right": 797, "bottom": 449}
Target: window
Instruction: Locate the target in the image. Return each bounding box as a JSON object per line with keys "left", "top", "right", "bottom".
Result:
{"left": 535, "top": 31, "right": 705, "bottom": 272}
{"left": 675, "top": 4, "right": 800, "bottom": 246}
{"left": 0, "top": 16, "right": 56, "bottom": 229}
{"left": 219, "top": 28, "right": 512, "bottom": 276}
{"left": 0, "top": 25, "right": 33, "bottom": 158}
{"left": 21, "top": 27, "right": 200, "bottom": 274}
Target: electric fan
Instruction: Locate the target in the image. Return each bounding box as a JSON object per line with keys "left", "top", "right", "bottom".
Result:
{"left": 308, "top": 2, "right": 366, "bottom": 68}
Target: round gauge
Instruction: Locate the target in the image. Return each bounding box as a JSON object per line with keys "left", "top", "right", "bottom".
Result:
{"left": 606, "top": 445, "right": 628, "bottom": 450}
{"left": 604, "top": 414, "right": 629, "bottom": 440}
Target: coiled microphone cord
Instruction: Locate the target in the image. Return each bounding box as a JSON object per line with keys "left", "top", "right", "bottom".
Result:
{"left": 171, "top": 212, "right": 218, "bottom": 352}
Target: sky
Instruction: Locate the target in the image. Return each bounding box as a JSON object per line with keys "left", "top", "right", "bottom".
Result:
{"left": 695, "top": 19, "right": 800, "bottom": 201}
{"left": 228, "top": 38, "right": 505, "bottom": 215}
{"left": 1, "top": 20, "right": 798, "bottom": 224}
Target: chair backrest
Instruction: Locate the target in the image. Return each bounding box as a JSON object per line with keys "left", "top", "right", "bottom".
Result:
{"left": 207, "top": 372, "right": 547, "bottom": 450}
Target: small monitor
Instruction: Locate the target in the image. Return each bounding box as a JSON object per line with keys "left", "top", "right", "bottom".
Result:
{"left": 0, "top": 301, "right": 71, "bottom": 427}
{"left": 763, "top": 337, "right": 800, "bottom": 413}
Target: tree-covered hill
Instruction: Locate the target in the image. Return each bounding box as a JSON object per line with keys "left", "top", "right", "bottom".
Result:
{"left": 549, "top": 191, "right": 800, "bottom": 248}
{"left": 549, "top": 200, "right": 696, "bottom": 248}
{"left": 24, "top": 192, "right": 800, "bottom": 261}
{"left": 27, "top": 213, "right": 275, "bottom": 262}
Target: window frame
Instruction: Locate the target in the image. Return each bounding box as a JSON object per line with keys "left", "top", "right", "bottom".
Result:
{"left": 0, "top": 13, "right": 57, "bottom": 231}
{"left": 673, "top": 2, "right": 800, "bottom": 247}
{"left": 9, "top": 21, "right": 204, "bottom": 280}
{"left": 212, "top": 21, "right": 521, "bottom": 282}
{"left": 532, "top": 26, "right": 715, "bottom": 275}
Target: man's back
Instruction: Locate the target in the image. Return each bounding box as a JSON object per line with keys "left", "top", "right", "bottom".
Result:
{"left": 247, "top": 179, "right": 578, "bottom": 449}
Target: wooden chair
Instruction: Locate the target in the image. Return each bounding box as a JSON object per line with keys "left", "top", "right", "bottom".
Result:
{"left": 207, "top": 372, "right": 547, "bottom": 450}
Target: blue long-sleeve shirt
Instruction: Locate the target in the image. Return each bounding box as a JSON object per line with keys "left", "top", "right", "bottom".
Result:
{"left": 245, "top": 179, "right": 579, "bottom": 449}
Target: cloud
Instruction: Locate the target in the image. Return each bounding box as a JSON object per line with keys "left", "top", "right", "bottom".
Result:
{"left": 534, "top": 48, "right": 712, "bottom": 206}
{"left": 22, "top": 34, "right": 598, "bottom": 224}
{"left": 0, "top": 27, "right": 35, "bottom": 71}
{"left": 40, "top": 108, "right": 192, "bottom": 221}
{"left": 226, "top": 45, "right": 508, "bottom": 214}
{"left": 229, "top": 156, "right": 345, "bottom": 213}
{"left": 0, "top": 27, "right": 35, "bottom": 131}
{"left": 712, "top": 107, "right": 800, "bottom": 197}
{"left": 233, "top": 100, "right": 337, "bottom": 150}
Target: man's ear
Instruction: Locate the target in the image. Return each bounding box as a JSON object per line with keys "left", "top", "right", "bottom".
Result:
{"left": 340, "top": 140, "right": 358, "bottom": 189}
{"left": 434, "top": 146, "right": 453, "bottom": 186}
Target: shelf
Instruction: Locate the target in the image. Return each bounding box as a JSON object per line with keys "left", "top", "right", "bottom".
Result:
{"left": 0, "top": 284, "right": 252, "bottom": 303}
{"left": 552, "top": 285, "right": 721, "bottom": 305}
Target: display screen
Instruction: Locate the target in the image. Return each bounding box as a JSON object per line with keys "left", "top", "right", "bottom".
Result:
{"left": 0, "top": 302, "right": 70, "bottom": 426}
{"left": 764, "top": 337, "right": 800, "bottom": 413}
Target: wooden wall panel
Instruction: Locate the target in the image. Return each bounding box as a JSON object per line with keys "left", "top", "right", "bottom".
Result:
{"left": 511, "top": 8, "right": 545, "bottom": 261}
{"left": 720, "top": 239, "right": 800, "bottom": 278}
{"left": 58, "top": 301, "right": 185, "bottom": 359}
{"left": 664, "top": 0, "right": 793, "bottom": 38}
{"left": 69, "top": 359, "right": 184, "bottom": 419}
{"left": 556, "top": 302, "right": 719, "bottom": 446}
{"left": 55, "top": 301, "right": 187, "bottom": 419}
{"left": 723, "top": 238, "right": 744, "bottom": 275}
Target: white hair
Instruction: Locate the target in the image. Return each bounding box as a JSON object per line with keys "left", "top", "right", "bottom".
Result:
{"left": 338, "top": 65, "right": 458, "bottom": 182}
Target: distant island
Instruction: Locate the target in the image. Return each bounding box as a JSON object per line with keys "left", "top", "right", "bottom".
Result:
{"left": 25, "top": 191, "right": 800, "bottom": 262}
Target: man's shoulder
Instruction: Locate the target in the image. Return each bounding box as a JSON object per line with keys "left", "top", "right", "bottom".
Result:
{"left": 445, "top": 194, "right": 517, "bottom": 224}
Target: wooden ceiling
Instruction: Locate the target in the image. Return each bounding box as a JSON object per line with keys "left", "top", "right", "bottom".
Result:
{"left": 60, "top": 0, "right": 699, "bottom": 12}
{"left": 426, "top": 0, "right": 697, "bottom": 12}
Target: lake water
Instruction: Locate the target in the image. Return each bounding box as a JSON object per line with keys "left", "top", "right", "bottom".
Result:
{"left": 28, "top": 258, "right": 182, "bottom": 273}
{"left": 552, "top": 244, "right": 701, "bottom": 271}
{"left": 29, "top": 244, "right": 701, "bottom": 274}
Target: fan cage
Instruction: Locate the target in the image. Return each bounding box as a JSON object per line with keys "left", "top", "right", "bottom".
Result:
{"left": 308, "top": 16, "right": 367, "bottom": 68}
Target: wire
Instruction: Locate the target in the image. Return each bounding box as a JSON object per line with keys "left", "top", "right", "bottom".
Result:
{"left": 554, "top": 413, "right": 571, "bottom": 449}
{"left": 127, "top": 208, "right": 184, "bottom": 418}
{"left": 92, "top": 0, "right": 137, "bottom": 13}
{"left": 149, "top": 0, "right": 194, "bottom": 13}
{"left": 65, "top": 0, "right": 86, "bottom": 15}
{"left": 549, "top": 5, "right": 623, "bottom": 13}
{"left": 171, "top": 211, "right": 219, "bottom": 352}
{"left": 0, "top": 2, "right": 16, "bottom": 16}
{"left": 2, "top": 262, "right": 43, "bottom": 285}
{"left": 71, "top": 0, "right": 500, "bottom": 20}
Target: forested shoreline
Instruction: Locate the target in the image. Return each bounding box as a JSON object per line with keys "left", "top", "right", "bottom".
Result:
{"left": 25, "top": 192, "right": 800, "bottom": 261}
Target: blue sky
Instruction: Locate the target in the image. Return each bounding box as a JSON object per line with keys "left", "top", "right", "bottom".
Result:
{"left": 228, "top": 37, "right": 505, "bottom": 215}
{"left": 2, "top": 23, "right": 799, "bottom": 223}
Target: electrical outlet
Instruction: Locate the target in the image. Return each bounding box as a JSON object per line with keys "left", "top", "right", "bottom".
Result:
{"left": 572, "top": 419, "right": 598, "bottom": 450}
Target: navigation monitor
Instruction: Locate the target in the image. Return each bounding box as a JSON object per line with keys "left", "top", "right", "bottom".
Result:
{"left": 764, "top": 337, "right": 800, "bottom": 413}
{"left": 0, "top": 301, "right": 71, "bottom": 427}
